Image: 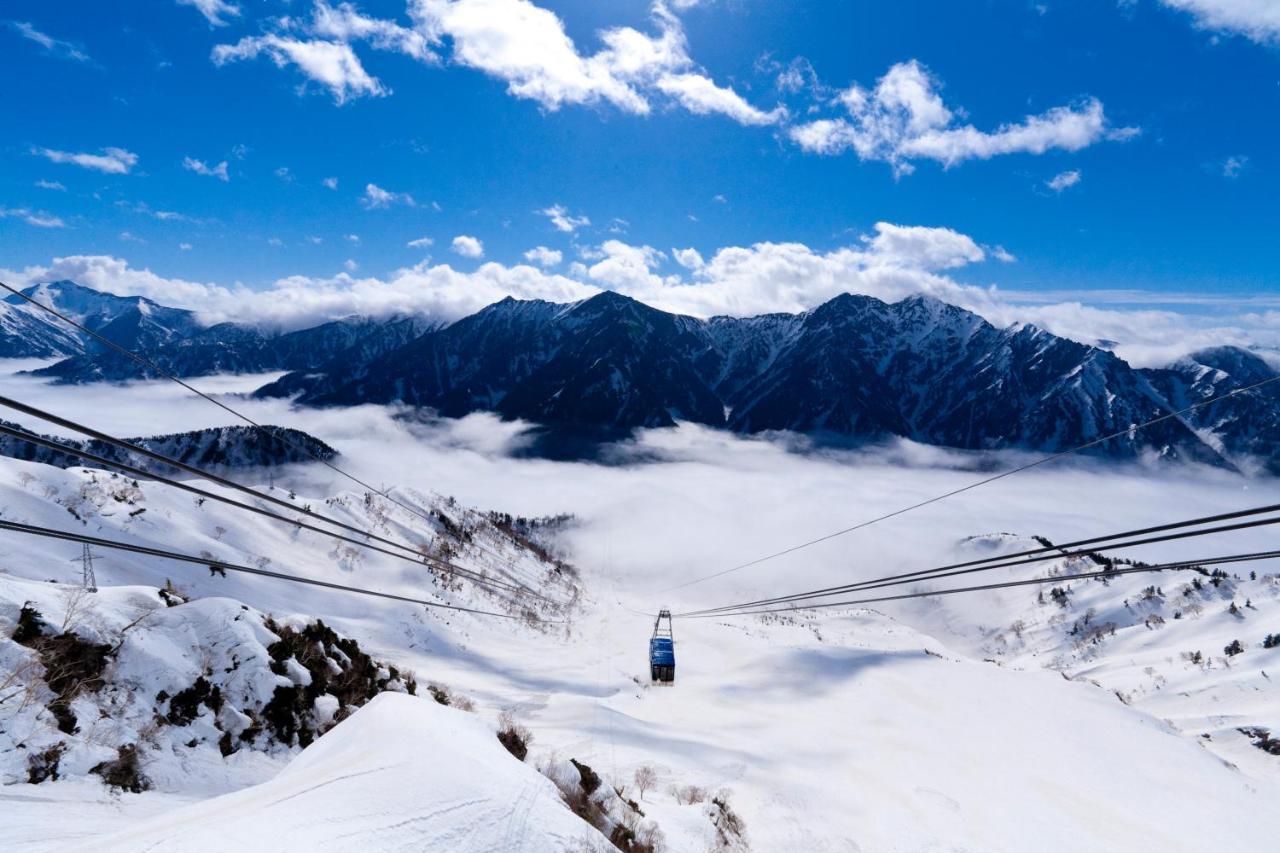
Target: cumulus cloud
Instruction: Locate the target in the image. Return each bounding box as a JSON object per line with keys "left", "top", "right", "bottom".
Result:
{"left": 405, "top": 0, "right": 780, "bottom": 124}
{"left": 672, "top": 247, "right": 705, "bottom": 270}
{"left": 1047, "top": 170, "right": 1081, "bottom": 192}
{"left": 11, "top": 217, "right": 1280, "bottom": 361}
{"left": 539, "top": 204, "right": 590, "bottom": 233}
{"left": 362, "top": 183, "right": 416, "bottom": 209}
{"left": 654, "top": 72, "right": 787, "bottom": 125}
{"left": 309, "top": 1, "right": 436, "bottom": 62}
{"left": 177, "top": 0, "right": 241, "bottom": 27}
{"left": 0, "top": 207, "right": 66, "bottom": 229}
{"left": 323, "top": 176, "right": 339, "bottom": 189}
{"left": 35, "top": 146, "right": 138, "bottom": 175}
{"left": 1160, "top": 0, "right": 1280, "bottom": 43}
{"left": 451, "top": 235, "right": 485, "bottom": 257}
{"left": 212, "top": 35, "right": 386, "bottom": 103}
{"left": 7, "top": 21, "right": 91, "bottom": 62}
{"left": 182, "top": 156, "right": 230, "bottom": 181}
{"left": 788, "top": 60, "right": 1132, "bottom": 174}
{"left": 523, "top": 246, "right": 562, "bottom": 267}
{"left": 407, "top": 236, "right": 435, "bottom": 248}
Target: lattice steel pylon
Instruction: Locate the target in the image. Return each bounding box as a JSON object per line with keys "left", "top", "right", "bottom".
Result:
{"left": 72, "top": 543, "right": 98, "bottom": 592}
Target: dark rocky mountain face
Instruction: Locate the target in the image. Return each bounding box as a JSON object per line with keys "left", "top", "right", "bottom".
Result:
{"left": 1142, "top": 347, "right": 1280, "bottom": 474}
{"left": 26, "top": 311, "right": 435, "bottom": 385}
{"left": 0, "top": 421, "right": 337, "bottom": 473}
{"left": 277, "top": 293, "right": 725, "bottom": 430}
{"left": 263, "top": 290, "right": 1239, "bottom": 465}
{"left": 6, "top": 279, "right": 1277, "bottom": 468}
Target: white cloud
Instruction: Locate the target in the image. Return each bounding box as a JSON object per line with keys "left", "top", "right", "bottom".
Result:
{"left": 345, "top": 234, "right": 361, "bottom": 243}
{"left": 212, "top": 35, "right": 386, "bottom": 104}
{"left": 307, "top": 236, "right": 324, "bottom": 245}
{"left": 8, "top": 21, "right": 91, "bottom": 62}
{"left": 362, "top": 183, "right": 416, "bottom": 209}
{"left": 344, "top": 258, "right": 359, "bottom": 271}
{"left": 179, "top": 242, "right": 194, "bottom": 251}
{"left": 12, "top": 229, "right": 1280, "bottom": 364}
{"left": 183, "top": 156, "right": 230, "bottom": 181}
{"left": 275, "top": 166, "right": 294, "bottom": 182}
{"left": 523, "top": 246, "right": 563, "bottom": 267}
{"left": 409, "top": 0, "right": 778, "bottom": 123}
{"left": 408, "top": 236, "right": 435, "bottom": 248}
{"left": 36, "top": 146, "right": 138, "bottom": 175}
{"left": 788, "top": 61, "right": 1131, "bottom": 173}
{"left": 35, "top": 180, "right": 66, "bottom": 191}
{"left": 672, "top": 247, "right": 704, "bottom": 270}
{"left": 1160, "top": 0, "right": 1280, "bottom": 43}
{"left": 310, "top": 1, "right": 437, "bottom": 63}
{"left": 1047, "top": 170, "right": 1082, "bottom": 192}
{"left": 991, "top": 246, "right": 1017, "bottom": 264}
{"left": 539, "top": 204, "right": 590, "bottom": 233}
{"left": 0, "top": 207, "right": 66, "bottom": 228}
{"left": 655, "top": 72, "right": 787, "bottom": 126}
{"left": 177, "top": 0, "right": 241, "bottom": 27}
{"left": 451, "top": 235, "right": 485, "bottom": 258}
{"left": 119, "top": 231, "right": 146, "bottom": 244}
{"left": 1222, "top": 155, "right": 1249, "bottom": 178}
{"left": 323, "top": 176, "right": 339, "bottom": 189}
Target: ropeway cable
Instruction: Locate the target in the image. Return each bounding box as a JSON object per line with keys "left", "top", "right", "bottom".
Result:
{"left": 678, "top": 501, "right": 1280, "bottom": 617}
{"left": 0, "top": 519, "right": 563, "bottom": 622}
{"left": 662, "top": 372, "right": 1280, "bottom": 594}
{"left": 682, "top": 548, "right": 1280, "bottom": 620}
{"left": 0, "top": 395, "right": 557, "bottom": 603}
{"left": 0, "top": 420, "right": 542, "bottom": 601}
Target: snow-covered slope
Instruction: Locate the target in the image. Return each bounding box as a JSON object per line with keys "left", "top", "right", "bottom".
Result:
{"left": 888, "top": 533, "right": 1280, "bottom": 777}
{"left": 87, "top": 693, "right": 615, "bottom": 853}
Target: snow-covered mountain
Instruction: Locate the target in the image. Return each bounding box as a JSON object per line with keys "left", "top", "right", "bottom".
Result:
{"left": 2, "top": 280, "right": 199, "bottom": 360}
{"left": 9, "top": 280, "right": 1280, "bottom": 468}
{"left": 0, "top": 420, "right": 337, "bottom": 472}
{"left": 29, "top": 314, "right": 436, "bottom": 385}
{"left": 268, "top": 290, "right": 1235, "bottom": 465}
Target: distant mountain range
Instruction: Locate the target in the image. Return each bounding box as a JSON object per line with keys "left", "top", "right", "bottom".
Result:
{"left": 0, "top": 421, "right": 337, "bottom": 474}
{"left": 4, "top": 279, "right": 1279, "bottom": 471}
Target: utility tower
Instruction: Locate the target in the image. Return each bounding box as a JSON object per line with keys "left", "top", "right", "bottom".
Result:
{"left": 72, "top": 543, "right": 98, "bottom": 592}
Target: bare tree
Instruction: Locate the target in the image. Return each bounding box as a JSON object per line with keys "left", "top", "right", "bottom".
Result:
{"left": 634, "top": 765, "right": 657, "bottom": 801}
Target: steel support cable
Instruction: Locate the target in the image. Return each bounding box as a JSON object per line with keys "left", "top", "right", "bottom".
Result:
{"left": 0, "top": 421, "right": 541, "bottom": 600}
{"left": 0, "top": 395, "right": 556, "bottom": 604}
{"left": 678, "top": 502, "right": 1280, "bottom": 617}
{"left": 683, "top": 549, "right": 1280, "bottom": 620}
{"left": 0, "top": 279, "right": 536, "bottom": 574}
{"left": 661, "top": 375, "right": 1280, "bottom": 595}
{"left": 0, "top": 519, "right": 563, "bottom": 622}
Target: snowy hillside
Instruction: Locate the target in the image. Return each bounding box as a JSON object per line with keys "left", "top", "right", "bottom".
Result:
{"left": 889, "top": 533, "right": 1280, "bottom": 777}
{"left": 2, "top": 445, "right": 1279, "bottom": 850}
{"left": 0, "top": 420, "right": 338, "bottom": 472}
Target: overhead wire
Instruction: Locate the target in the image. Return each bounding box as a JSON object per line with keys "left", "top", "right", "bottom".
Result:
{"left": 0, "top": 420, "right": 539, "bottom": 600}
{"left": 662, "top": 370, "right": 1280, "bottom": 594}
{"left": 0, "top": 519, "right": 562, "bottom": 622}
{"left": 682, "top": 548, "right": 1280, "bottom": 620}
{"left": 0, "top": 394, "right": 558, "bottom": 603}
{"left": 678, "top": 500, "right": 1280, "bottom": 617}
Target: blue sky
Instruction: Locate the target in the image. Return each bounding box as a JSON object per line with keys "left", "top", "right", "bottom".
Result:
{"left": 1, "top": 0, "right": 1278, "bottom": 339}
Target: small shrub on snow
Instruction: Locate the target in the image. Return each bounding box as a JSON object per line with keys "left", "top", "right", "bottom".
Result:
{"left": 1224, "top": 639, "right": 1244, "bottom": 657}
{"left": 633, "top": 765, "right": 657, "bottom": 800}
{"left": 496, "top": 710, "right": 533, "bottom": 761}
{"left": 26, "top": 742, "right": 67, "bottom": 784}
{"left": 1263, "top": 633, "right": 1280, "bottom": 649}
{"left": 12, "top": 604, "right": 113, "bottom": 734}
{"left": 90, "top": 744, "right": 150, "bottom": 793}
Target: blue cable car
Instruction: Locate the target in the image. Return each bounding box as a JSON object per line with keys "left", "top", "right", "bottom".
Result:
{"left": 649, "top": 609, "right": 675, "bottom": 683}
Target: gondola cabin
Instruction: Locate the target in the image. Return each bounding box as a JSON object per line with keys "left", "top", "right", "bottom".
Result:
{"left": 650, "top": 609, "right": 675, "bottom": 683}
